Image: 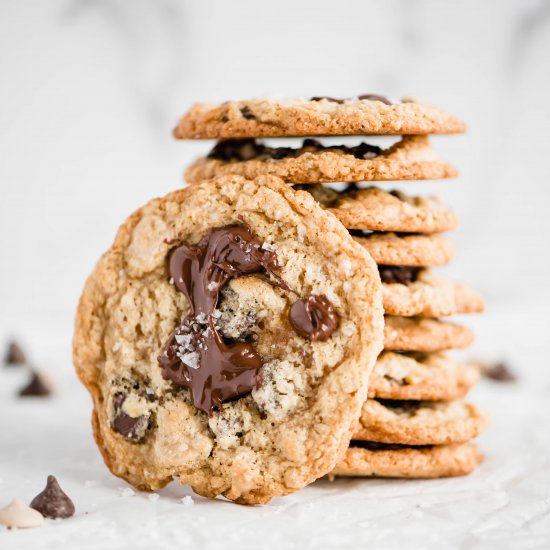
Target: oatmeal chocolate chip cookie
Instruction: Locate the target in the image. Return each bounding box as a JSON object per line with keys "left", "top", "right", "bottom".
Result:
{"left": 381, "top": 268, "right": 485, "bottom": 317}
{"left": 74, "top": 174, "right": 384, "bottom": 505}
{"left": 384, "top": 316, "right": 474, "bottom": 351}
{"left": 353, "top": 399, "right": 489, "bottom": 445}
{"left": 368, "top": 351, "right": 480, "bottom": 400}
{"left": 184, "top": 136, "right": 458, "bottom": 185}
{"left": 303, "top": 186, "right": 458, "bottom": 234}
{"left": 331, "top": 441, "right": 483, "bottom": 478}
{"left": 354, "top": 232, "right": 454, "bottom": 267}
{"left": 174, "top": 96, "right": 466, "bottom": 139}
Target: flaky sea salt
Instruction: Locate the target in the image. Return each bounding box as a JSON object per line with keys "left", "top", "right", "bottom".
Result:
{"left": 195, "top": 312, "right": 208, "bottom": 324}
{"left": 119, "top": 487, "right": 135, "bottom": 498}
{"left": 112, "top": 340, "right": 122, "bottom": 353}
{"left": 148, "top": 493, "right": 160, "bottom": 503}
{"left": 180, "top": 495, "right": 194, "bottom": 507}
{"left": 261, "top": 242, "right": 276, "bottom": 252}
{"left": 207, "top": 282, "right": 218, "bottom": 291}
{"left": 180, "top": 352, "right": 199, "bottom": 369}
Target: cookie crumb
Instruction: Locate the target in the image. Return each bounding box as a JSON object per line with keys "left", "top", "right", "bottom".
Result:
{"left": 180, "top": 495, "right": 194, "bottom": 507}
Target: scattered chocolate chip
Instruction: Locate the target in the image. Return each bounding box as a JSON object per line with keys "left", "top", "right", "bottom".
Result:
{"left": 239, "top": 106, "right": 256, "bottom": 120}
{"left": 288, "top": 295, "right": 339, "bottom": 342}
{"left": 18, "top": 371, "right": 51, "bottom": 397}
{"left": 30, "top": 475, "right": 75, "bottom": 519}
{"left": 378, "top": 265, "right": 420, "bottom": 286}
{"left": 4, "top": 340, "right": 26, "bottom": 366}
{"left": 357, "top": 94, "right": 392, "bottom": 105}
{"left": 479, "top": 361, "right": 517, "bottom": 382}
{"left": 0, "top": 498, "right": 44, "bottom": 528}
{"left": 112, "top": 394, "right": 150, "bottom": 441}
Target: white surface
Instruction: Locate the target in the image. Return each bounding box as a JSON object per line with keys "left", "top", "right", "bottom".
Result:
{"left": 1, "top": 307, "right": 549, "bottom": 549}
{"left": 1, "top": 1, "right": 550, "bottom": 548}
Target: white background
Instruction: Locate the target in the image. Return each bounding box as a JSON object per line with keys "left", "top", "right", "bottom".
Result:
{"left": 1, "top": 1, "right": 550, "bottom": 548}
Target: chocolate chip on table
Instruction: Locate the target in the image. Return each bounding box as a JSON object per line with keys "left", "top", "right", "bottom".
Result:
{"left": 239, "top": 106, "right": 256, "bottom": 120}
{"left": 479, "top": 361, "right": 517, "bottom": 382}
{"left": 30, "top": 475, "right": 75, "bottom": 519}
{"left": 4, "top": 340, "right": 26, "bottom": 366}
{"left": 0, "top": 498, "right": 44, "bottom": 528}
{"left": 378, "top": 265, "right": 421, "bottom": 286}
{"left": 112, "top": 394, "right": 150, "bottom": 441}
{"left": 18, "top": 371, "right": 52, "bottom": 397}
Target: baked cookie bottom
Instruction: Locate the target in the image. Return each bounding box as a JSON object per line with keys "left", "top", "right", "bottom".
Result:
{"left": 330, "top": 441, "right": 483, "bottom": 478}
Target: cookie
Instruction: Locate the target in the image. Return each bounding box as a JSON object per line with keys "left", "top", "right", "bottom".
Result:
{"left": 380, "top": 268, "right": 485, "bottom": 317}
{"left": 355, "top": 232, "right": 454, "bottom": 267}
{"left": 73, "top": 174, "right": 384, "bottom": 505}
{"left": 302, "top": 186, "right": 458, "bottom": 234}
{"left": 353, "top": 399, "right": 489, "bottom": 445}
{"left": 174, "top": 96, "right": 466, "bottom": 139}
{"left": 368, "top": 351, "right": 480, "bottom": 400}
{"left": 184, "top": 136, "right": 458, "bottom": 185}
{"left": 384, "top": 316, "right": 474, "bottom": 351}
{"left": 331, "top": 441, "right": 483, "bottom": 478}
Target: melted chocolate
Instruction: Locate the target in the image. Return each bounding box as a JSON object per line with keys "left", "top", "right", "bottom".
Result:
{"left": 288, "top": 295, "right": 339, "bottom": 342}
{"left": 350, "top": 440, "right": 432, "bottom": 451}
{"left": 378, "top": 265, "right": 420, "bottom": 286}
{"left": 158, "top": 225, "right": 339, "bottom": 414}
{"left": 158, "top": 226, "right": 280, "bottom": 414}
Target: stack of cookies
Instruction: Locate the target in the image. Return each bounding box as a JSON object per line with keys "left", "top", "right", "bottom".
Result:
{"left": 177, "top": 95, "right": 489, "bottom": 480}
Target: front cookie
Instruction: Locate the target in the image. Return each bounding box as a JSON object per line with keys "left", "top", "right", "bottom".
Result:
{"left": 73, "top": 175, "right": 384, "bottom": 504}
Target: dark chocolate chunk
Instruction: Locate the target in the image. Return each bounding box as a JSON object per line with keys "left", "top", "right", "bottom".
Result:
{"left": 288, "top": 295, "right": 339, "bottom": 342}
{"left": 240, "top": 106, "right": 256, "bottom": 120}
{"left": 480, "top": 361, "right": 517, "bottom": 382}
{"left": 269, "top": 147, "right": 295, "bottom": 160}
{"left": 357, "top": 94, "right": 393, "bottom": 105}
{"left": 30, "top": 475, "right": 75, "bottom": 519}
{"left": 376, "top": 398, "right": 421, "bottom": 412}
{"left": 4, "top": 340, "right": 26, "bottom": 366}
{"left": 310, "top": 96, "right": 344, "bottom": 104}
{"left": 19, "top": 371, "right": 51, "bottom": 397}
{"left": 350, "top": 440, "right": 432, "bottom": 451}
{"left": 112, "top": 394, "right": 150, "bottom": 441}
{"left": 378, "top": 265, "right": 421, "bottom": 286}
{"left": 207, "top": 139, "right": 265, "bottom": 161}
{"left": 348, "top": 142, "right": 383, "bottom": 160}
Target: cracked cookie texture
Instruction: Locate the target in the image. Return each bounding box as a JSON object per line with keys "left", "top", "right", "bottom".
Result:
{"left": 73, "top": 175, "right": 384, "bottom": 504}
{"left": 174, "top": 96, "right": 466, "bottom": 139}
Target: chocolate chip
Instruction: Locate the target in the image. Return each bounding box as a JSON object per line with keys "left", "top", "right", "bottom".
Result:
{"left": 112, "top": 394, "right": 149, "bottom": 441}
{"left": 310, "top": 96, "right": 344, "bottom": 104}
{"left": 269, "top": 147, "right": 295, "bottom": 160}
{"left": 207, "top": 139, "right": 265, "bottom": 161}
{"left": 357, "top": 94, "right": 392, "bottom": 105}
{"left": 30, "top": 475, "right": 75, "bottom": 519}
{"left": 240, "top": 106, "right": 256, "bottom": 120}
{"left": 4, "top": 340, "right": 26, "bottom": 366}
{"left": 19, "top": 371, "right": 51, "bottom": 397}
{"left": 288, "top": 295, "right": 339, "bottom": 342}
{"left": 378, "top": 265, "right": 420, "bottom": 286}
{"left": 480, "top": 361, "right": 517, "bottom": 382}
{"left": 350, "top": 440, "right": 432, "bottom": 451}
{"left": 348, "top": 142, "right": 383, "bottom": 160}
